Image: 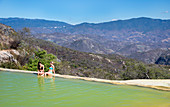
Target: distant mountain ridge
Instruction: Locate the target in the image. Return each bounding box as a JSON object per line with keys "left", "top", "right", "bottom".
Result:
{"left": 0, "top": 17, "right": 169, "bottom": 65}
{"left": 0, "top": 17, "right": 72, "bottom": 33}
{"left": 1, "top": 17, "right": 169, "bottom": 43}
{"left": 1, "top": 17, "right": 170, "bottom": 33}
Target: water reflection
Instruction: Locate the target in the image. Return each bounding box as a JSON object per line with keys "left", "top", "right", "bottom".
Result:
{"left": 37, "top": 76, "right": 45, "bottom": 91}
{"left": 47, "top": 76, "right": 56, "bottom": 90}
{"left": 37, "top": 76, "right": 56, "bottom": 91}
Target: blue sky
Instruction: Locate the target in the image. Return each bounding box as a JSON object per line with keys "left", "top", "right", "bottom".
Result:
{"left": 0, "top": 0, "right": 170, "bottom": 24}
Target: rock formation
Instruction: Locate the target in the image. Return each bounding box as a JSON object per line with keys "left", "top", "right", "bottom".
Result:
{"left": 0, "top": 50, "right": 20, "bottom": 65}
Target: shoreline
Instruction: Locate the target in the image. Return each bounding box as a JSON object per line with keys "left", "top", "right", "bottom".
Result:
{"left": 0, "top": 68, "right": 170, "bottom": 91}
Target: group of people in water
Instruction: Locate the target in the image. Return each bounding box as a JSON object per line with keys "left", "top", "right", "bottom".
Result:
{"left": 37, "top": 61, "right": 55, "bottom": 76}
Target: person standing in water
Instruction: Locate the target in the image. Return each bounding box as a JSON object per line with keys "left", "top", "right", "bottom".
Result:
{"left": 37, "top": 62, "right": 44, "bottom": 76}
{"left": 45, "top": 62, "right": 55, "bottom": 76}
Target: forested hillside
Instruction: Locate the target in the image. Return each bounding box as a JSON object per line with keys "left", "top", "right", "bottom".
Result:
{"left": 1, "top": 17, "right": 169, "bottom": 56}
{"left": 0, "top": 23, "right": 170, "bottom": 80}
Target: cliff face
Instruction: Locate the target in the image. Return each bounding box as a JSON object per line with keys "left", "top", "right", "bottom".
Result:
{"left": 0, "top": 23, "right": 15, "bottom": 50}
{"left": 0, "top": 50, "right": 19, "bottom": 65}
{"left": 0, "top": 23, "right": 21, "bottom": 67}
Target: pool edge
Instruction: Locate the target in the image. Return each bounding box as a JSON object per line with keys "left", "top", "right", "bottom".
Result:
{"left": 0, "top": 68, "right": 170, "bottom": 91}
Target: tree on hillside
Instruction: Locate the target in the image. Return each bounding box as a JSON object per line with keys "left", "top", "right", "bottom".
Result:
{"left": 24, "top": 49, "right": 58, "bottom": 72}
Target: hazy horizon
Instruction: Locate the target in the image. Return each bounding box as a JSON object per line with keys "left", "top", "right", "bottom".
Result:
{"left": 0, "top": 0, "right": 170, "bottom": 24}
{"left": 1, "top": 16, "right": 170, "bottom": 25}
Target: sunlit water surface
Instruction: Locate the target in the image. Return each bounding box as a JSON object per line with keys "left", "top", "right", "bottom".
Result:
{"left": 0, "top": 71, "right": 170, "bottom": 107}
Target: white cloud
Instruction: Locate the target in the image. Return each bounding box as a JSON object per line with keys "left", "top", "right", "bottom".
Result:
{"left": 112, "top": 19, "right": 118, "bottom": 21}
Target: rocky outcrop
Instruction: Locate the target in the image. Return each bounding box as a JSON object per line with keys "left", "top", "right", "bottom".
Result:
{"left": 0, "top": 23, "right": 15, "bottom": 50}
{"left": 0, "top": 23, "right": 14, "bottom": 36}
{"left": 0, "top": 50, "right": 20, "bottom": 65}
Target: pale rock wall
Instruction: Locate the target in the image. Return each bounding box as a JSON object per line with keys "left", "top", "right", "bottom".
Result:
{"left": 0, "top": 50, "right": 19, "bottom": 65}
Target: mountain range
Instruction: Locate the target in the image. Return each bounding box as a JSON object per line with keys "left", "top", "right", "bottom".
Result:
{"left": 0, "top": 17, "right": 169, "bottom": 64}
{"left": 1, "top": 23, "right": 169, "bottom": 79}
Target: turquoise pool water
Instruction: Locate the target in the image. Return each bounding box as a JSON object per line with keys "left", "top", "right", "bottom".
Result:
{"left": 0, "top": 71, "right": 170, "bottom": 107}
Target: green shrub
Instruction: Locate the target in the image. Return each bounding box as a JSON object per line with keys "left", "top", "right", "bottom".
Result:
{"left": 0, "top": 62, "right": 21, "bottom": 69}
{"left": 24, "top": 49, "right": 58, "bottom": 72}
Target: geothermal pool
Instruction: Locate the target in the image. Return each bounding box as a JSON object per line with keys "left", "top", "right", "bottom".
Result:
{"left": 0, "top": 71, "right": 170, "bottom": 107}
